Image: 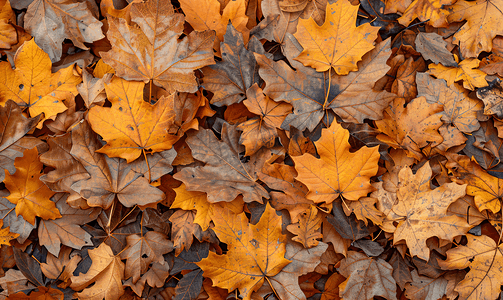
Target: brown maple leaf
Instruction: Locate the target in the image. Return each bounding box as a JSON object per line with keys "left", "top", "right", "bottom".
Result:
{"left": 102, "top": 0, "right": 215, "bottom": 93}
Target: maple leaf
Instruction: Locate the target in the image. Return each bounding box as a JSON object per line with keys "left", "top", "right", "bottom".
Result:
{"left": 428, "top": 58, "right": 488, "bottom": 91}
{"left": 447, "top": 154, "right": 503, "bottom": 214}
{"left": 202, "top": 23, "right": 264, "bottom": 106}
{"left": 477, "top": 78, "right": 503, "bottom": 118}
{"left": 255, "top": 38, "right": 395, "bottom": 132}
{"left": 196, "top": 202, "right": 291, "bottom": 300}
{"left": 416, "top": 73, "right": 485, "bottom": 133}
{"left": 237, "top": 84, "right": 292, "bottom": 156}
{"left": 415, "top": 32, "right": 458, "bottom": 67}
{"left": 173, "top": 124, "right": 270, "bottom": 203}
{"left": 4, "top": 147, "right": 61, "bottom": 225}
{"left": 0, "top": 39, "right": 81, "bottom": 126}
{"left": 376, "top": 97, "right": 443, "bottom": 160}
{"left": 398, "top": 0, "right": 455, "bottom": 27}
{"left": 0, "top": 219, "right": 19, "bottom": 245}
{"left": 179, "top": 0, "right": 248, "bottom": 55}
{"left": 292, "top": 121, "right": 380, "bottom": 204}
{"left": 70, "top": 243, "right": 125, "bottom": 300}
{"left": 40, "top": 246, "right": 82, "bottom": 288}
{"left": 101, "top": 0, "right": 215, "bottom": 93}
{"left": 439, "top": 234, "right": 503, "bottom": 300}
{"left": 388, "top": 162, "right": 470, "bottom": 261}
{"left": 171, "top": 183, "right": 244, "bottom": 231}
{"left": 446, "top": 0, "right": 503, "bottom": 58}
{"left": 69, "top": 120, "right": 165, "bottom": 209}
{"left": 23, "top": 0, "right": 104, "bottom": 62}
{"left": 88, "top": 76, "right": 176, "bottom": 163}
{"left": 293, "top": 0, "right": 379, "bottom": 74}
{"left": 120, "top": 231, "right": 174, "bottom": 283}
{"left": 338, "top": 251, "right": 397, "bottom": 300}
{"left": 0, "top": 0, "right": 16, "bottom": 49}
{"left": 38, "top": 194, "right": 99, "bottom": 257}
{"left": 286, "top": 205, "right": 323, "bottom": 248}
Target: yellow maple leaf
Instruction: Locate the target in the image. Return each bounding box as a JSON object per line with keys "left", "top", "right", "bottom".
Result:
{"left": 88, "top": 76, "right": 175, "bottom": 163}
{"left": 293, "top": 0, "right": 379, "bottom": 74}
{"left": 428, "top": 58, "right": 488, "bottom": 90}
{"left": 0, "top": 219, "right": 19, "bottom": 245}
{"left": 196, "top": 202, "right": 291, "bottom": 300}
{"left": 0, "top": 39, "right": 81, "bottom": 127}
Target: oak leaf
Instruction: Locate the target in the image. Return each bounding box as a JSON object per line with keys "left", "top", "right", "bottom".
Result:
{"left": 4, "top": 147, "right": 61, "bottom": 225}
{"left": 338, "top": 251, "right": 397, "bottom": 300}
{"left": 439, "top": 234, "right": 503, "bottom": 300}
{"left": 196, "top": 202, "right": 291, "bottom": 300}
{"left": 88, "top": 76, "right": 176, "bottom": 163}
{"left": 70, "top": 243, "right": 125, "bottom": 300}
{"left": 293, "top": 0, "right": 379, "bottom": 74}
{"left": 292, "top": 121, "right": 380, "bottom": 204}
{"left": 101, "top": 0, "right": 215, "bottom": 93}
{"left": 387, "top": 162, "right": 470, "bottom": 261}
{"left": 428, "top": 58, "right": 488, "bottom": 91}
{"left": 0, "top": 39, "right": 81, "bottom": 126}
{"left": 446, "top": 0, "right": 503, "bottom": 58}
{"left": 23, "top": 0, "right": 104, "bottom": 62}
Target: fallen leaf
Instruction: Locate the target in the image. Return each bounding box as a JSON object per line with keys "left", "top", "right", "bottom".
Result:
{"left": 293, "top": 0, "right": 379, "bottom": 74}
{"left": 428, "top": 58, "right": 488, "bottom": 91}
{"left": 292, "top": 121, "right": 379, "bottom": 204}
{"left": 196, "top": 202, "right": 291, "bottom": 300}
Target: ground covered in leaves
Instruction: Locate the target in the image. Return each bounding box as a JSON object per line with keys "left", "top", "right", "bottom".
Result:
{"left": 1, "top": 0, "right": 503, "bottom": 299}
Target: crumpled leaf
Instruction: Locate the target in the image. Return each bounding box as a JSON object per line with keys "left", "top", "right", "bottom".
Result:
{"left": 196, "top": 202, "right": 291, "bottom": 300}
{"left": 293, "top": 0, "right": 379, "bottom": 74}
{"left": 376, "top": 97, "right": 443, "bottom": 160}
{"left": 446, "top": 0, "right": 503, "bottom": 58}
{"left": 179, "top": 0, "right": 248, "bottom": 55}
{"left": 88, "top": 76, "right": 176, "bottom": 163}
{"left": 101, "top": 0, "right": 215, "bottom": 93}
{"left": 5, "top": 147, "right": 61, "bottom": 225}
{"left": 387, "top": 162, "right": 470, "bottom": 261}
{"left": 428, "top": 58, "right": 488, "bottom": 91}
{"left": 477, "top": 78, "right": 503, "bottom": 118}
{"left": 338, "top": 251, "right": 397, "bottom": 300}
{"left": 439, "top": 234, "right": 503, "bottom": 300}
{"left": 0, "top": 39, "right": 81, "bottom": 126}
{"left": 70, "top": 243, "right": 125, "bottom": 300}
{"left": 292, "top": 121, "right": 379, "bottom": 204}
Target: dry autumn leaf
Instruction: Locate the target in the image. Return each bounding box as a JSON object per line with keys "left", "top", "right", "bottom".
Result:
{"left": 196, "top": 202, "right": 291, "bottom": 300}
{"left": 293, "top": 120, "right": 379, "bottom": 204}
{"left": 101, "top": 0, "right": 215, "bottom": 93}
{"left": 293, "top": 0, "right": 379, "bottom": 74}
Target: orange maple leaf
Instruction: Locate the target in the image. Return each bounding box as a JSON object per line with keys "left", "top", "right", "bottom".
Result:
{"left": 4, "top": 147, "right": 61, "bottom": 225}
{"left": 292, "top": 121, "right": 380, "bottom": 204}
{"left": 293, "top": 0, "right": 379, "bottom": 74}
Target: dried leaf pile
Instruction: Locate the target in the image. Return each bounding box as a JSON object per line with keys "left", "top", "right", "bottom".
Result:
{"left": 2, "top": 0, "right": 503, "bottom": 299}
